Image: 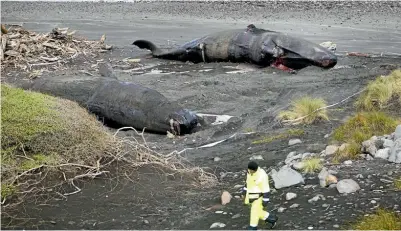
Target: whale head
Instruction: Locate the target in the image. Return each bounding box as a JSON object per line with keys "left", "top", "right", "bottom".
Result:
{"left": 168, "top": 109, "right": 199, "bottom": 136}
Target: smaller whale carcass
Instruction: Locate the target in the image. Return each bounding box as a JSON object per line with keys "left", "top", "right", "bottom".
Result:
{"left": 133, "top": 24, "right": 338, "bottom": 73}
{"left": 17, "top": 75, "right": 199, "bottom": 136}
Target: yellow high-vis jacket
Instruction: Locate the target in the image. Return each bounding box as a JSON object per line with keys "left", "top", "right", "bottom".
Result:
{"left": 243, "top": 167, "right": 270, "bottom": 205}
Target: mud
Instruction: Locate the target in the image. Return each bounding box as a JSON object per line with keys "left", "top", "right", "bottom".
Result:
{"left": 1, "top": 1, "right": 401, "bottom": 230}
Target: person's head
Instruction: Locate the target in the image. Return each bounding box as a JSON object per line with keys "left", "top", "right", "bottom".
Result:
{"left": 247, "top": 161, "right": 258, "bottom": 174}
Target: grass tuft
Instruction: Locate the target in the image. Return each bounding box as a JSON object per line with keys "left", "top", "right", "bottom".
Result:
{"left": 394, "top": 177, "right": 401, "bottom": 191}
{"left": 300, "top": 157, "right": 323, "bottom": 174}
{"left": 1, "top": 84, "right": 117, "bottom": 202}
{"left": 332, "top": 111, "right": 400, "bottom": 162}
{"left": 252, "top": 129, "right": 304, "bottom": 145}
{"left": 355, "top": 69, "right": 401, "bottom": 111}
{"left": 350, "top": 208, "right": 401, "bottom": 230}
{"left": 278, "top": 96, "right": 329, "bottom": 125}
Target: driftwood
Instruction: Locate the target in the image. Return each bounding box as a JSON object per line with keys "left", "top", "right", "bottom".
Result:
{"left": 0, "top": 24, "right": 112, "bottom": 72}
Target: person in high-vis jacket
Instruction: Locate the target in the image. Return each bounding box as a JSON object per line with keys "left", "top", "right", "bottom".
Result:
{"left": 241, "top": 161, "right": 278, "bottom": 230}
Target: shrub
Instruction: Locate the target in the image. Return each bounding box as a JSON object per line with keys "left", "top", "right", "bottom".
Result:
{"left": 1, "top": 84, "right": 117, "bottom": 202}
{"left": 355, "top": 69, "right": 401, "bottom": 111}
{"left": 278, "top": 96, "right": 329, "bottom": 125}
{"left": 300, "top": 157, "right": 323, "bottom": 174}
{"left": 350, "top": 208, "right": 401, "bottom": 230}
{"left": 332, "top": 111, "right": 400, "bottom": 161}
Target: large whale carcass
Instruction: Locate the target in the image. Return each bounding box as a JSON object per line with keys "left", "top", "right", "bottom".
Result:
{"left": 17, "top": 75, "right": 200, "bottom": 136}
{"left": 133, "top": 24, "right": 338, "bottom": 73}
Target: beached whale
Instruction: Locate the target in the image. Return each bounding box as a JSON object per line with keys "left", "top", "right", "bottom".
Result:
{"left": 133, "top": 24, "right": 338, "bottom": 73}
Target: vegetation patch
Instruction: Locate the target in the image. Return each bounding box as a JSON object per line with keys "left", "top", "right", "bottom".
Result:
{"left": 394, "top": 177, "right": 401, "bottom": 191}
{"left": 350, "top": 208, "right": 401, "bottom": 230}
{"left": 355, "top": 69, "right": 401, "bottom": 111}
{"left": 252, "top": 129, "right": 304, "bottom": 145}
{"left": 332, "top": 111, "right": 400, "bottom": 162}
{"left": 300, "top": 157, "right": 323, "bottom": 174}
{"left": 277, "top": 96, "right": 329, "bottom": 125}
{"left": 1, "top": 84, "right": 218, "bottom": 216}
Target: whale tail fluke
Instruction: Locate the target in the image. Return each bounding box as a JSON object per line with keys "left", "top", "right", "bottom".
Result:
{"left": 132, "top": 40, "right": 163, "bottom": 56}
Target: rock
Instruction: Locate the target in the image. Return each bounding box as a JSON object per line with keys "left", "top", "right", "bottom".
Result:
{"left": 286, "top": 192, "right": 297, "bottom": 201}
{"left": 290, "top": 203, "right": 300, "bottom": 208}
{"left": 214, "top": 157, "right": 221, "bottom": 162}
{"left": 308, "top": 194, "right": 325, "bottom": 203}
{"left": 232, "top": 214, "right": 241, "bottom": 219}
{"left": 336, "top": 179, "right": 361, "bottom": 194}
{"left": 325, "top": 145, "right": 339, "bottom": 156}
{"left": 329, "top": 184, "right": 337, "bottom": 188}
{"left": 278, "top": 207, "right": 286, "bottom": 213}
{"left": 343, "top": 160, "right": 352, "bottom": 165}
{"left": 143, "top": 220, "right": 149, "bottom": 224}
{"left": 371, "top": 200, "right": 377, "bottom": 204}
{"left": 328, "top": 170, "right": 338, "bottom": 175}
{"left": 394, "top": 125, "right": 401, "bottom": 140}
{"left": 388, "top": 138, "right": 401, "bottom": 163}
{"left": 318, "top": 167, "right": 337, "bottom": 187}
{"left": 366, "top": 154, "right": 374, "bottom": 161}
{"left": 302, "top": 152, "right": 314, "bottom": 159}
{"left": 215, "top": 211, "right": 224, "bottom": 214}
{"left": 285, "top": 154, "right": 302, "bottom": 165}
{"left": 362, "top": 139, "right": 377, "bottom": 155}
{"left": 322, "top": 203, "right": 330, "bottom": 208}
{"left": 270, "top": 165, "right": 305, "bottom": 189}
{"left": 289, "top": 139, "right": 302, "bottom": 146}
{"left": 210, "top": 222, "right": 226, "bottom": 229}
{"left": 356, "top": 174, "right": 364, "bottom": 179}
{"left": 221, "top": 191, "right": 232, "bottom": 205}
{"left": 375, "top": 148, "right": 390, "bottom": 160}
{"left": 292, "top": 161, "right": 305, "bottom": 170}
{"left": 339, "top": 143, "right": 349, "bottom": 152}
{"left": 308, "top": 226, "right": 313, "bottom": 230}
{"left": 250, "top": 155, "right": 264, "bottom": 160}
{"left": 234, "top": 184, "right": 244, "bottom": 189}
{"left": 333, "top": 224, "right": 340, "bottom": 228}
{"left": 383, "top": 139, "right": 394, "bottom": 148}
{"left": 324, "top": 134, "right": 330, "bottom": 138}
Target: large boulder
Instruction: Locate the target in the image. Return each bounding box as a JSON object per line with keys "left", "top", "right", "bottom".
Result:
{"left": 388, "top": 138, "right": 401, "bottom": 164}
{"left": 270, "top": 165, "right": 305, "bottom": 189}
{"left": 336, "top": 179, "right": 361, "bottom": 194}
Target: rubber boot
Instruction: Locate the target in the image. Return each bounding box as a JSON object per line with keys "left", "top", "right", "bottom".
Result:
{"left": 247, "top": 226, "right": 257, "bottom": 230}
{"left": 265, "top": 213, "right": 278, "bottom": 229}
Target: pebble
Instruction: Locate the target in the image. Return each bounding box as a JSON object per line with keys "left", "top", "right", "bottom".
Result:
{"left": 143, "top": 220, "right": 149, "bottom": 224}
{"left": 289, "top": 139, "right": 302, "bottom": 146}
{"left": 371, "top": 200, "right": 377, "bottom": 204}
{"left": 250, "top": 155, "right": 264, "bottom": 160}
{"left": 232, "top": 214, "right": 241, "bottom": 219}
{"left": 322, "top": 203, "right": 330, "bottom": 208}
{"left": 308, "top": 226, "right": 314, "bottom": 230}
{"left": 343, "top": 160, "right": 352, "bottom": 165}
{"left": 234, "top": 184, "right": 244, "bottom": 189}
{"left": 215, "top": 211, "right": 224, "bottom": 214}
{"left": 290, "top": 203, "right": 300, "bottom": 208}
{"left": 210, "top": 222, "right": 226, "bottom": 229}
{"left": 278, "top": 207, "right": 286, "bottom": 213}
{"left": 333, "top": 224, "right": 340, "bottom": 228}
{"left": 286, "top": 192, "right": 297, "bottom": 201}
{"left": 214, "top": 157, "right": 221, "bottom": 162}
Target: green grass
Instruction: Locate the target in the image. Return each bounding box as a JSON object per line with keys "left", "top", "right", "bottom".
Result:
{"left": 394, "top": 177, "right": 401, "bottom": 191}
{"left": 1, "top": 84, "right": 117, "bottom": 202}
{"left": 300, "top": 157, "right": 323, "bottom": 174}
{"left": 332, "top": 111, "right": 400, "bottom": 162}
{"left": 355, "top": 69, "right": 401, "bottom": 111}
{"left": 278, "top": 96, "right": 329, "bottom": 125}
{"left": 350, "top": 208, "right": 401, "bottom": 230}
{"left": 252, "top": 129, "right": 304, "bottom": 145}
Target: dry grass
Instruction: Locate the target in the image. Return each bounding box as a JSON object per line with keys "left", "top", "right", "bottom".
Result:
{"left": 278, "top": 96, "right": 329, "bottom": 125}
{"left": 252, "top": 129, "right": 304, "bottom": 145}
{"left": 0, "top": 24, "right": 112, "bottom": 73}
{"left": 355, "top": 69, "right": 401, "bottom": 111}
{"left": 1, "top": 84, "right": 218, "bottom": 215}
{"left": 350, "top": 208, "right": 401, "bottom": 230}
{"left": 332, "top": 111, "right": 400, "bottom": 162}
{"left": 300, "top": 157, "right": 323, "bottom": 174}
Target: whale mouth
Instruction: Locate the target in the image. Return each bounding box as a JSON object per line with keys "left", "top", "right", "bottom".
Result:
{"left": 170, "top": 119, "right": 182, "bottom": 136}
